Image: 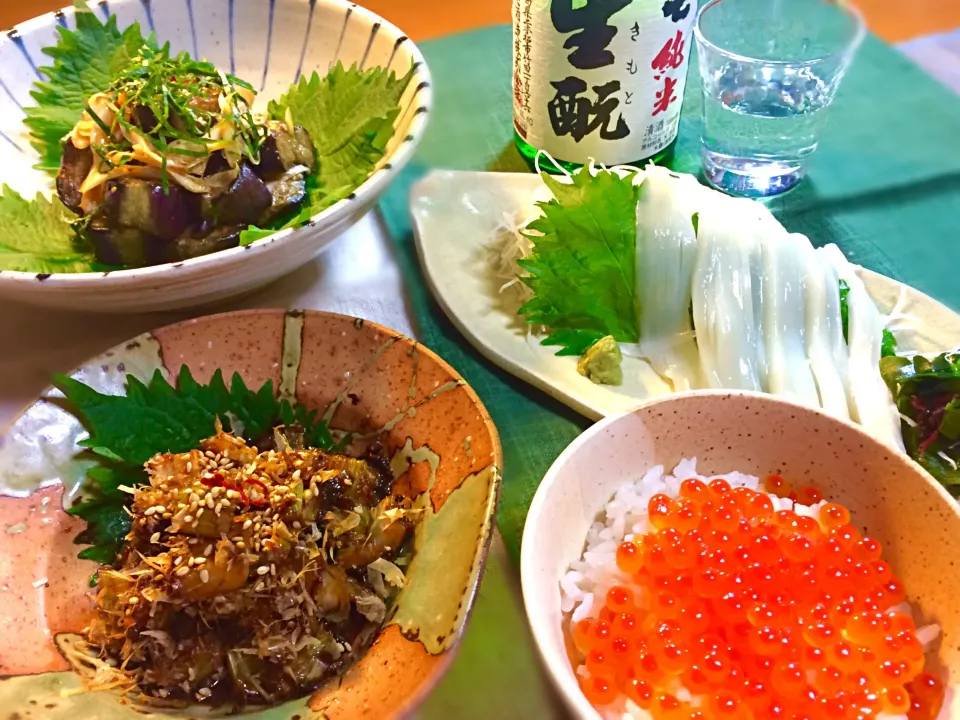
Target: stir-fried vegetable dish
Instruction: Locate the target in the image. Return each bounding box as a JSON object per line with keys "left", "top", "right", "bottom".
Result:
{"left": 74, "top": 427, "right": 414, "bottom": 706}
{"left": 57, "top": 46, "right": 316, "bottom": 266}
{"left": 2, "top": 8, "right": 411, "bottom": 273}
{"left": 52, "top": 367, "right": 419, "bottom": 708}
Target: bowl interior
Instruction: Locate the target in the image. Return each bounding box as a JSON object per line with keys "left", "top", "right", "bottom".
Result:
{"left": 521, "top": 391, "right": 960, "bottom": 719}
{"left": 0, "top": 309, "right": 500, "bottom": 719}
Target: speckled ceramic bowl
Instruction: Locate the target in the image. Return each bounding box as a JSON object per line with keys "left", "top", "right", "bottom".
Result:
{"left": 521, "top": 391, "right": 960, "bottom": 720}
{"left": 0, "top": 0, "right": 430, "bottom": 312}
{"left": 0, "top": 309, "right": 500, "bottom": 719}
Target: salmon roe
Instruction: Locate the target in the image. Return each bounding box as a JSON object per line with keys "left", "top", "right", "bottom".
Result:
{"left": 569, "top": 482, "right": 946, "bottom": 720}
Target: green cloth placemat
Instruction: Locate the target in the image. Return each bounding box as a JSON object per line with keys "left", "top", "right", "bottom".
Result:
{"left": 378, "top": 24, "right": 960, "bottom": 563}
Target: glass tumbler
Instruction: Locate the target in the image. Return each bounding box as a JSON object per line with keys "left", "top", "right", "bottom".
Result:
{"left": 693, "top": 0, "right": 865, "bottom": 197}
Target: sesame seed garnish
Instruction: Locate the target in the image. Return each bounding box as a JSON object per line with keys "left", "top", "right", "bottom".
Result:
{"left": 174, "top": 556, "right": 183, "bottom": 566}
{"left": 162, "top": 512, "right": 173, "bottom": 520}
{"left": 270, "top": 563, "right": 276, "bottom": 576}
{"left": 176, "top": 566, "right": 190, "bottom": 577}
{"left": 194, "top": 557, "right": 206, "bottom": 565}
{"left": 243, "top": 519, "right": 253, "bottom": 530}
{"left": 257, "top": 566, "right": 269, "bottom": 575}
{"left": 183, "top": 515, "right": 194, "bottom": 523}
{"left": 205, "top": 451, "right": 215, "bottom": 459}
{"left": 128, "top": 596, "right": 140, "bottom": 605}
{"left": 150, "top": 532, "right": 161, "bottom": 544}
{"left": 236, "top": 541, "right": 246, "bottom": 549}
{"left": 144, "top": 507, "right": 157, "bottom": 517}
{"left": 203, "top": 544, "right": 213, "bottom": 557}
{"left": 186, "top": 461, "right": 193, "bottom": 473}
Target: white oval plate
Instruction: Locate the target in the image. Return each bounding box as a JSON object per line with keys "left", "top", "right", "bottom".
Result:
{"left": 0, "top": 0, "right": 431, "bottom": 313}
{"left": 411, "top": 170, "right": 960, "bottom": 420}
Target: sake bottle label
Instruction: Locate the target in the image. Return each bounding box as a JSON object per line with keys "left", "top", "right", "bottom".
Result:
{"left": 513, "top": 0, "right": 697, "bottom": 166}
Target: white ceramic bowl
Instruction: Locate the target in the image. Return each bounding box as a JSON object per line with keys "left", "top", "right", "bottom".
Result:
{"left": 0, "top": 0, "right": 430, "bottom": 312}
{"left": 521, "top": 391, "right": 960, "bottom": 719}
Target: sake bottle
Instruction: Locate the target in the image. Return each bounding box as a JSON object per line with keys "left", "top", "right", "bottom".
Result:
{"left": 513, "top": 0, "right": 697, "bottom": 172}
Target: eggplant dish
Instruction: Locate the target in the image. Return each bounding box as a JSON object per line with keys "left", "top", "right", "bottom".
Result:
{"left": 71, "top": 428, "right": 416, "bottom": 707}
{"left": 56, "top": 46, "right": 316, "bottom": 267}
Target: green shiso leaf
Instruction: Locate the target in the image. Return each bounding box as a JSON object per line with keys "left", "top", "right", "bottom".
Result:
{"left": 239, "top": 62, "right": 413, "bottom": 245}
{"left": 24, "top": 6, "right": 156, "bottom": 174}
{"left": 516, "top": 169, "right": 642, "bottom": 355}
{"left": 56, "top": 366, "right": 337, "bottom": 564}
{"left": 0, "top": 185, "right": 95, "bottom": 273}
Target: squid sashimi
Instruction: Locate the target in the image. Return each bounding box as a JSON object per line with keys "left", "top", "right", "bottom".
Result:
{"left": 692, "top": 198, "right": 765, "bottom": 391}
{"left": 758, "top": 213, "right": 820, "bottom": 407}
{"left": 634, "top": 167, "right": 705, "bottom": 391}
{"left": 820, "top": 244, "right": 904, "bottom": 450}
{"left": 795, "top": 234, "right": 850, "bottom": 419}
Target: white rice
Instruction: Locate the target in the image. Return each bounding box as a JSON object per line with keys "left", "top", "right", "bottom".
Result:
{"left": 560, "top": 458, "right": 939, "bottom": 720}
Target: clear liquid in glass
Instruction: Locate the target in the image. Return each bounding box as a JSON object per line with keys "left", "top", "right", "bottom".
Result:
{"left": 700, "top": 61, "right": 834, "bottom": 197}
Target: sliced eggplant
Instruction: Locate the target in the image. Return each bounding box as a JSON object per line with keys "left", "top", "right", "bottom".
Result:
{"left": 85, "top": 219, "right": 169, "bottom": 268}
{"left": 203, "top": 150, "right": 231, "bottom": 177}
{"left": 259, "top": 168, "right": 308, "bottom": 224}
{"left": 171, "top": 225, "right": 243, "bottom": 261}
{"left": 101, "top": 178, "right": 201, "bottom": 240}
{"left": 56, "top": 141, "right": 94, "bottom": 215}
{"left": 204, "top": 163, "right": 272, "bottom": 226}
{"left": 253, "top": 122, "right": 316, "bottom": 180}
{"left": 132, "top": 105, "right": 159, "bottom": 135}
{"left": 59, "top": 105, "right": 318, "bottom": 268}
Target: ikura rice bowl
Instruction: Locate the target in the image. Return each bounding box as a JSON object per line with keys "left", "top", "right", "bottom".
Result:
{"left": 560, "top": 459, "right": 948, "bottom": 720}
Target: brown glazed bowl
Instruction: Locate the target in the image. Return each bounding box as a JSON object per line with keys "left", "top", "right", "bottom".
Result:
{"left": 0, "top": 309, "right": 501, "bottom": 719}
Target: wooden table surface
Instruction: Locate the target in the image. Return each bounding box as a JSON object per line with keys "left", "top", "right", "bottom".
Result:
{"left": 2, "top": 0, "right": 959, "bottom": 43}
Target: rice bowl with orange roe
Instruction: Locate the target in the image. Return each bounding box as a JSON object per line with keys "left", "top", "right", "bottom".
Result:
{"left": 560, "top": 458, "right": 947, "bottom": 720}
